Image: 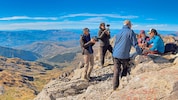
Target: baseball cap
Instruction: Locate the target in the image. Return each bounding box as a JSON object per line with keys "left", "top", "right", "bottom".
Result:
{"left": 148, "top": 28, "right": 154, "bottom": 34}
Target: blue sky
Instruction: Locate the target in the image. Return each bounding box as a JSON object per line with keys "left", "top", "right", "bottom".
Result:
{"left": 0, "top": 0, "right": 177, "bottom": 31}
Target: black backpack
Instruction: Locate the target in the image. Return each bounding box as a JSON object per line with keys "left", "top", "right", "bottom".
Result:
{"left": 164, "top": 43, "right": 178, "bottom": 54}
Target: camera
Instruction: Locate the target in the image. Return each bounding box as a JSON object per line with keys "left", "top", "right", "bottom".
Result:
{"left": 92, "top": 36, "right": 99, "bottom": 42}
{"left": 106, "top": 24, "right": 110, "bottom": 32}
{"left": 106, "top": 24, "right": 110, "bottom": 27}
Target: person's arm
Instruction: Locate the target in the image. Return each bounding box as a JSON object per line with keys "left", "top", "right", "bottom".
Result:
{"left": 147, "top": 38, "right": 153, "bottom": 45}
{"left": 80, "top": 36, "right": 95, "bottom": 49}
{"left": 130, "top": 31, "right": 142, "bottom": 54}
{"left": 98, "top": 30, "right": 106, "bottom": 39}
{"left": 149, "top": 36, "right": 159, "bottom": 51}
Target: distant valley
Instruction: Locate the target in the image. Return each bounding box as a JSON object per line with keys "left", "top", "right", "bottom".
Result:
{"left": 0, "top": 30, "right": 81, "bottom": 64}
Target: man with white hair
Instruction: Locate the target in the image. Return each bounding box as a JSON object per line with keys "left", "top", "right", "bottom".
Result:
{"left": 112, "top": 20, "right": 142, "bottom": 90}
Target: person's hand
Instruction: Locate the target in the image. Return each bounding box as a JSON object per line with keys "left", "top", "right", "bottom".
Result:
{"left": 106, "top": 31, "right": 110, "bottom": 35}
{"left": 141, "top": 43, "right": 147, "bottom": 49}
{"left": 91, "top": 38, "right": 96, "bottom": 43}
{"left": 144, "top": 47, "right": 149, "bottom": 50}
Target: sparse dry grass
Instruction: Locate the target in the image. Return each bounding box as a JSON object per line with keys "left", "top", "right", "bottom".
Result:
{"left": 0, "top": 67, "right": 73, "bottom": 100}
{"left": 0, "top": 56, "right": 76, "bottom": 100}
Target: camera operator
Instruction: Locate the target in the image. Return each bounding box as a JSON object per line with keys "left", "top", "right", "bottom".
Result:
{"left": 98, "top": 23, "right": 113, "bottom": 68}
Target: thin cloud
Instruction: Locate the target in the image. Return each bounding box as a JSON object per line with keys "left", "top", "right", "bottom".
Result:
{"left": 0, "top": 21, "right": 177, "bottom": 31}
{"left": 146, "top": 24, "right": 168, "bottom": 27}
{"left": 81, "top": 17, "right": 107, "bottom": 23}
{"left": 0, "top": 16, "right": 58, "bottom": 21}
{"left": 60, "top": 13, "right": 138, "bottom": 19}
{"left": 145, "top": 18, "right": 156, "bottom": 21}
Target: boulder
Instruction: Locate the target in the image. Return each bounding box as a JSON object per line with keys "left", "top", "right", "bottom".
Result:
{"left": 0, "top": 85, "right": 4, "bottom": 95}
{"left": 70, "top": 68, "right": 83, "bottom": 80}
{"left": 78, "top": 61, "right": 84, "bottom": 69}
{"left": 162, "top": 36, "right": 176, "bottom": 44}
{"left": 108, "top": 67, "right": 178, "bottom": 100}
{"left": 174, "top": 57, "right": 178, "bottom": 65}
{"left": 134, "top": 55, "right": 152, "bottom": 64}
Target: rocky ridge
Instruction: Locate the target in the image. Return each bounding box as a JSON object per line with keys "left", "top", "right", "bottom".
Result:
{"left": 34, "top": 36, "right": 178, "bottom": 100}
{"left": 34, "top": 53, "right": 178, "bottom": 100}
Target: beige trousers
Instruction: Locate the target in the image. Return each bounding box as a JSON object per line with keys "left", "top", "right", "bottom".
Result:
{"left": 82, "top": 54, "right": 94, "bottom": 80}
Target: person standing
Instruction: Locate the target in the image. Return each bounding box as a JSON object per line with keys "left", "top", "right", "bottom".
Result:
{"left": 80, "top": 28, "right": 96, "bottom": 81}
{"left": 112, "top": 20, "right": 142, "bottom": 90}
{"left": 98, "top": 23, "right": 113, "bottom": 68}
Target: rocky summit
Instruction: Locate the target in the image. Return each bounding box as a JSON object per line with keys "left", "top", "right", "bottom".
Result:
{"left": 34, "top": 36, "right": 178, "bottom": 100}
{"left": 35, "top": 46, "right": 178, "bottom": 100}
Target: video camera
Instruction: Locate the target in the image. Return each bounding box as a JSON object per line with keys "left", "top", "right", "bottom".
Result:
{"left": 106, "top": 24, "right": 110, "bottom": 32}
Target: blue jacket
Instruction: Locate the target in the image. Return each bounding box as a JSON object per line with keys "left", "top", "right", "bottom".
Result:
{"left": 113, "top": 25, "right": 142, "bottom": 59}
{"left": 147, "top": 35, "right": 165, "bottom": 53}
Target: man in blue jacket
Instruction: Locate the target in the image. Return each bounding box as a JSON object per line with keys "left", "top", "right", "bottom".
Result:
{"left": 113, "top": 20, "right": 142, "bottom": 90}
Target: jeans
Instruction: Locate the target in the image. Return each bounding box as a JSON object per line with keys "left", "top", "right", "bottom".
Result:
{"left": 100, "top": 45, "right": 113, "bottom": 66}
{"left": 113, "top": 58, "right": 130, "bottom": 90}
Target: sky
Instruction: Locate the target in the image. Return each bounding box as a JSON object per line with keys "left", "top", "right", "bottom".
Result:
{"left": 0, "top": 0, "right": 177, "bottom": 31}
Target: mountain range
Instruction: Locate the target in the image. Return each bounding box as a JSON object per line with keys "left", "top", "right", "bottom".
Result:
{"left": 0, "top": 30, "right": 80, "bottom": 48}
{"left": 0, "top": 30, "right": 177, "bottom": 48}
{"left": 0, "top": 30, "right": 80, "bottom": 62}
{"left": 0, "top": 29, "right": 177, "bottom": 62}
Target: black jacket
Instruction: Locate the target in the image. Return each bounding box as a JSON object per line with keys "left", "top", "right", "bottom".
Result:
{"left": 98, "top": 29, "right": 111, "bottom": 46}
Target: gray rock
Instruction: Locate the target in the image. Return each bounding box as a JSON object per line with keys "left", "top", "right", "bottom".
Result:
{"left": 174, "top": 57, "right": 178, "bottom": 65}
{"left": 78, "top": 61, "right": 84, "bottom": 69}
{"left": 134, "top": 55, "right": 152, "bottom": 64}
{"left": 0, "top": 85, "right": 4, "bottom": 95}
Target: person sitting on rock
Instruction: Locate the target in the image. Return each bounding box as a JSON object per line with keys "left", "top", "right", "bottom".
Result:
{"left": 142, "top": 28, "right": 165, "bottom": 55}
{"left": 80, "top": 28, "right": 96, "bottom": 81}
{"left": 113, "top": 20, "right": 142, "bottom": 90}
{"left": 138, "top": 30, "right": 150, "bottom": 48}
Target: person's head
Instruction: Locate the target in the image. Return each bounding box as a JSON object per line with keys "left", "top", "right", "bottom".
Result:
{"left": 124, "top": 20, "right": 132, "bottom": 28}
{"left": 99, "top": 22, "right": 106, "bottom": 30}
{"left": 140, "top": 30, "right": 146, "bottom": 38}
{"left": 83, "top": 28, "right": 90, "bottom": 35}
{"left": 148, "top": 28, "right": 158, "bottom": 38}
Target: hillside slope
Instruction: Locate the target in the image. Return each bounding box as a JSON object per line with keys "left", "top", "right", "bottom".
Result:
{"left": 0, "top": 56, "right": 70, "bottom": 100}
{"left": 19, "top": 41, "right": 79, "bottom": 58}
{"left": 0, "top": 46, "right": 41, "bottom": 61}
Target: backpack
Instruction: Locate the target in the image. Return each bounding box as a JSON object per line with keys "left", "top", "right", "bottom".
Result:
{"left": 164, "top": 43, "right": 178, "bottom": 54}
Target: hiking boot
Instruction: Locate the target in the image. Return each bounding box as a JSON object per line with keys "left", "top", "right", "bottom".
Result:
{"left": 113, "top": 87, "right": 119, "bottom": 91}
{"left": 80, "top": 77, "right": 89, "bottom": 82}
{"left": 101, "top": 65, "right": 104, "bottom": 69}
{"left": 86, "top": 76, "right": 91, "bottom": 81}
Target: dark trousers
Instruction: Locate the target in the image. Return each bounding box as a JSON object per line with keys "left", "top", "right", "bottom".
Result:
{"left": 100, "top": 45, "right": 113, "bottom": 66}
{"left": 113, "top": 58, "right": 130, "bottom": 90}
